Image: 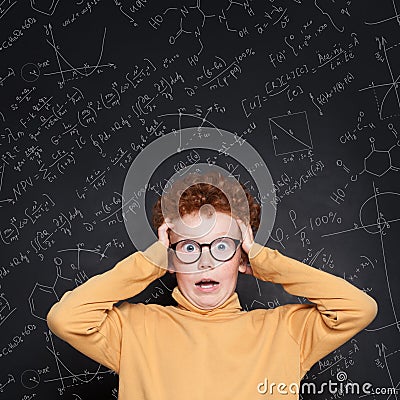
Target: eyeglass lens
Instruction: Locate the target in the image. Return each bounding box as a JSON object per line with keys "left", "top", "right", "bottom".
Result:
{"left": 174, "top": 237, "right": 238, "bottom": 263}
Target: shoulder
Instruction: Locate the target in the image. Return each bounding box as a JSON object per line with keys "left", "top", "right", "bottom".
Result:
{"left": 117, "top": 301, "right": 178, "bottom": 319}
{"left": 278, "top": 302, "right": 316, "bottom": 319}
{"left": 248, "top": 303, "right": 316, "bottom": 327}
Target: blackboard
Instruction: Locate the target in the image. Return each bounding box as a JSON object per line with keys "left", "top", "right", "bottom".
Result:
{"left": 1, "top": 1, "right": 399, "bottom": 399}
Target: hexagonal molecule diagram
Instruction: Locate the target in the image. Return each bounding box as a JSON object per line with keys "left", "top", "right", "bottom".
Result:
{"left": 28, "top": 261, "right": 72, "bottom": 321}
{"left": 30, "top": 0, "right": 60, "bottom": 15}
{"left": 363, "top": 137, "right": 400, "bottom": 177}
{"left": 29, "top": 256, "right": 87, "bottom": 320}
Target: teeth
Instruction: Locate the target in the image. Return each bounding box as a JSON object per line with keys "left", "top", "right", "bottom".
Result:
{"left": 196, "top": 280, "right": 219, "bottom": 288}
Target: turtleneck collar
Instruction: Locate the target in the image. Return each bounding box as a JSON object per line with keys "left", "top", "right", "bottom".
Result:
{"left": 171, "top": 286, "right": 243, "bottom": 317}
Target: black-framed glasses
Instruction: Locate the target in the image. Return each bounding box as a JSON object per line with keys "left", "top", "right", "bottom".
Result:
{"left": 169, "top": 237, "right": 242, "bottom": 264}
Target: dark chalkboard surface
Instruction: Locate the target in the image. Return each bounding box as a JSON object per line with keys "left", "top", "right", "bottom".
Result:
{"left": 1, "top": 1, "right": 399, "bottom": 398}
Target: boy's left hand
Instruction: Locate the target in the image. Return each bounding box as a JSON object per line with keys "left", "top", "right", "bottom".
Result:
{"left": 236, "top": 218, "right": 255, "bottom": 275}
{"left": 158, "top": 218, "right": 174, "bottom": 248}
{"left": 236, "top": 218, "right": 254, "bottom": 253}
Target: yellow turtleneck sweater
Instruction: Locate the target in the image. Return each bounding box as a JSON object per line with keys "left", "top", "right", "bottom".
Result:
{"left": 46, "top": 241, "right": 378, "bottom": 399}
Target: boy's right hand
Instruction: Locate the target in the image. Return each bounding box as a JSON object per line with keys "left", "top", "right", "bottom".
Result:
{"left": 157, "top": 218, "right": 174, "bottom": 248}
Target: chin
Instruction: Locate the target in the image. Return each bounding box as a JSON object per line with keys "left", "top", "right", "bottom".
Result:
{"left": 195, "top": 293, "right": 228, "bottom": 310}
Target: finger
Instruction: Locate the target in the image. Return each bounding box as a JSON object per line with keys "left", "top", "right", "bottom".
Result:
{"left": 236, "top": 218, "right": 247, "bottom": 237}
{"left": 246, "top": 224, "right": 254, "bottom": 241}
{"left": 236, "top": 218, "right": 251, "bottom": 241}
{"left": 236, "top": 218, "right": 255, "bottom": 255}
{"left": 158, "top": 220, "right": 174, "bottom": 247}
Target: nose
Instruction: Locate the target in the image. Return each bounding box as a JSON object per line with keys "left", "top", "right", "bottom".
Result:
{"left": 197, "top": 247, "right": 214, "bottom": 270}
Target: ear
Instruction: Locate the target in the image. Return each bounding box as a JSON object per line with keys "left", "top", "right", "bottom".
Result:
{"left": 238, "top": 261, "right": 247, "bottom": 274}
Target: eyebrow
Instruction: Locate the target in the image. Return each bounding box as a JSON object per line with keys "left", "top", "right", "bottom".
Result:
{"left": 175, "top": 234, "right": 241, "bottom": 242}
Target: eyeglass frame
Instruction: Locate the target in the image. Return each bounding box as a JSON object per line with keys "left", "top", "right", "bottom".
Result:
{"left": 169, "top": 237, "right": 242, "bottom": 264}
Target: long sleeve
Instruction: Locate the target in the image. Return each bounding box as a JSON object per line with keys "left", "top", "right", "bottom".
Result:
{"left": 248, "top": 243, "right": 378, "bottom": 377}
{"left": 46, "top": 241, "right": 168, "bottom": 373}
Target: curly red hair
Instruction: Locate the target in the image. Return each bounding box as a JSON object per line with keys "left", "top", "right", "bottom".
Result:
{"left": 151, "top": 171, "right": 261, "bottom": 266}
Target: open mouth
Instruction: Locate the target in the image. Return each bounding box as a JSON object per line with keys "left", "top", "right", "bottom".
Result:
{"left": 195, "top": 279, "right": 220, "bottom": 289}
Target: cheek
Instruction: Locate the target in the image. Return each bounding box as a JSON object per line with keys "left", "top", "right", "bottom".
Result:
{"left": 220, "top": 253, "right": 242, "bottom": 277}
{"left": 175, "top": 272, "right": 191, "bottom": 289}
{"left": 231, "top": 249, "right": 243, "bottom": 266}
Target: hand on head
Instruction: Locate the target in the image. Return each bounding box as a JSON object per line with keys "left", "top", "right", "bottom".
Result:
{"left": 236, "top": 218, "right": 255, "bottom": 275}
{"left": 158, "top": 218, "right": 174, "bottom": 248}
{"left": 235, "top": 218, "right": 254, "bottom": 254}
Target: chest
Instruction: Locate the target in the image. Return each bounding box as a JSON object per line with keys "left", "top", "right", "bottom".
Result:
{"left": 118, "top": 310, "right": 301, "bottom": 400}
{"left": 123, "top": 308, "right": 298, "bottom": 375}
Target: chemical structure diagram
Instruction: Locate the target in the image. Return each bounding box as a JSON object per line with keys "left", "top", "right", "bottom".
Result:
{"left": 28, "top": 256, "right": 76, "bottom": 321}
{"left": 30, "top": 0, "right": 60, "bottom": 16}
{"left": 149, "top": 0, "right": 213, "bottom": 62}
{"left": 360, "top": 132, "right": 400, "bottom": 178}
{"left": 26, "top": 241, "right": 123, "bottom": 395}
{"left": 28, "top": 242, "right": 115, "bottom": 320}
{"left": 330, "top": 123, "right": 400, "bottom": 205}
{"left": 148, "top": 0, "right": 261, "bottom": 65}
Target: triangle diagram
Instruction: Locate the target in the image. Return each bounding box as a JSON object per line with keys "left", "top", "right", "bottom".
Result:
{"left": 269, "top": 112, "right": 313, "bottom": 156}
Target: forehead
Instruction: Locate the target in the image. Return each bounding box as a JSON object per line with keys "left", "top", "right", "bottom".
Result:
{"left": 170, "top": 211, "right": 241, "bottom": 242}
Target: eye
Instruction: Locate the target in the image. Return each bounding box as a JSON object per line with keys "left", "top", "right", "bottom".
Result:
{"left": 180, "top": 241, "right": 198, "bottom": 253}
{"left": 183, "top": 244, "right": 195, "bottom": 252}
{"left": 217, "top": 242, "right": 228, "bottom": 251}
{"left": 213, "top": 238, "right": 233, "bottom": 252}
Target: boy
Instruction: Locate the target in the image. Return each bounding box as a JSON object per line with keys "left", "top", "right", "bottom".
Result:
{"left": 47, "top": 171, "right": 378, "bottom": 399}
